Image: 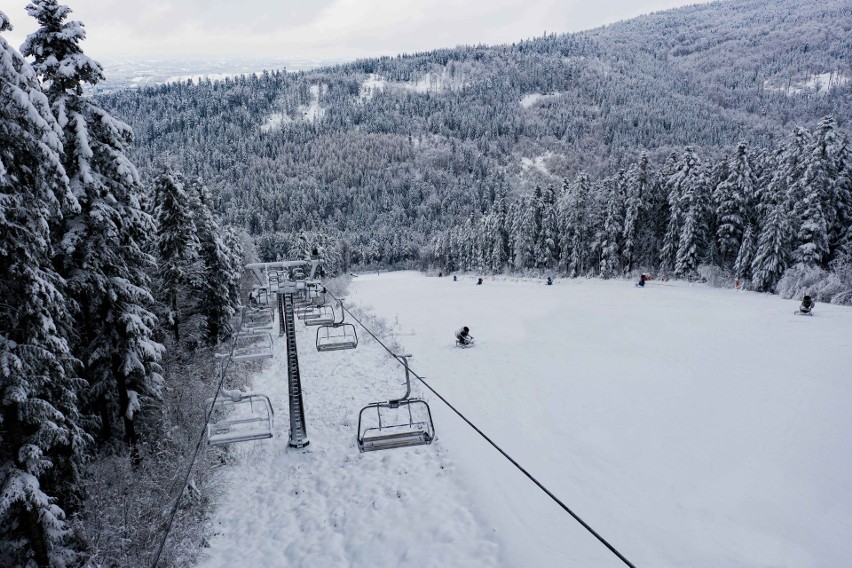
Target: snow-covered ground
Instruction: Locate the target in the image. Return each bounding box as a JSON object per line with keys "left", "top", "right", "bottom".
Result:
{"left": 198, "top": 272, "right": 852, "bottom": 567}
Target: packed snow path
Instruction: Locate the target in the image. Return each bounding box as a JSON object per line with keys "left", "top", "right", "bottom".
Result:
{"left": 199, "top": 273, "right": 852, "bottom": 567}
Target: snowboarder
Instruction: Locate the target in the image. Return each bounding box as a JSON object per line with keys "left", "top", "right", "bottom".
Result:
{"left": 636, "top": 274, "right": 648, "bottom": 287}
{"left": 476, "top": 277, "right": 483, "bottom": 285}
{"left": 455, "top": 326, "right": 474, "bottom": 347}
{"left": 438, "top": 271, "right": 443, "bottom": 277}
{"left": 453, "top": 275, "right": 458, "bottom": 282}
{"left": 798, "top": 295, "right": 815, "bottom": 315}
{"left": 546, "top": 276, "right": 553, "bottom": 285}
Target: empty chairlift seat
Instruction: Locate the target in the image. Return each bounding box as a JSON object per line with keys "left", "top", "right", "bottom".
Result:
{"left": 242, "top": 307, "right": 274, "bottom": 332}
{"left": 304, "top": 305, "right": 335, "bottom": 326}
{"left": 316, "top": 323, "right": 358, "bottom": 351}
{"left": 316, "top": 298, "right": 358, "bottom": 351}
{"left": 357, "top": 355, "right": 435, "bottom": 452}
{"left": 231, "top": 332, "right": 274, "bottom": 361}
{"left": 207, "top": 391, "right": 274, "bottom": 446}
{"left": 296, "top": 305, "right": 323, "bottom": 320}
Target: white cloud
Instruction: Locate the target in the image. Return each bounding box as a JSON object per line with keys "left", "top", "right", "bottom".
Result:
{"left": 2, "top": 0, "right": 713, "bottom": 61}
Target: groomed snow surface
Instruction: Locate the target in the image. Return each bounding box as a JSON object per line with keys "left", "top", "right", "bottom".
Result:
{"left": 198, "top": 272, "right": 852, "bottom": 568}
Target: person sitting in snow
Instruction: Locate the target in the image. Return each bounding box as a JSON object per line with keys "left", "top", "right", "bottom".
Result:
{"left": 636, "top": 274, "right": 648, "bottom": 287}
{"left": 476, "top": 277, "right": 483, "bottom": 285}
{"left": 800, "top": 295, "right": 814, "bottom": 314}
{"left": 455, "top": 326, "right": 473, "bottom": 347}
{"left": 546, "top": 276, "right": 553, "bottom": 286}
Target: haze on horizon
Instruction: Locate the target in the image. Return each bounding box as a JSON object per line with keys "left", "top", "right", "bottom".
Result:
{"left": 4, "top": 0, "right": 714, "bottom": 64}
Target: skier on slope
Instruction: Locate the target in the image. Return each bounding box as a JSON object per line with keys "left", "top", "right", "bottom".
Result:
{"left": 455, "top": 326, "right": 474, "bottom": 347}
{"left": 799, "top": 295, "right": 814, "bottom": 314}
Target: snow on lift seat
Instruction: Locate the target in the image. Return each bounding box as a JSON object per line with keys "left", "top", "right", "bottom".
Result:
{"left": 316, "top": 299, "right": 358, "bottom": 351}
{"left": 242, "top": 307, "right": 274, "bottom": 332}
{"left": 296, "top": 305, "right": 323, "bottom": 320}
{"left": 304, "top": 304, "right": 335, "bottom": 326}
{"left": 357, "top": 355, "right": 434, "bottom": 452}
{"left": 206, "top": 390, "right": 274, "bottom": 446}
{"left": 230, "top": 332, "right": 274, "bottom": 361}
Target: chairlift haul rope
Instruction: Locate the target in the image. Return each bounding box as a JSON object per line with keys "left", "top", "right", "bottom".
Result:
{"left": 333, "top": 294, "right": 637, "bottom": 568}
{"left": 150, "top": 308, "right": 253, "bottom": 568}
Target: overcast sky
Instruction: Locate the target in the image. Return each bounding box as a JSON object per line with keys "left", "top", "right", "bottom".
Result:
{"left": 3, "top": 0, "right": 714, "bottom": 62}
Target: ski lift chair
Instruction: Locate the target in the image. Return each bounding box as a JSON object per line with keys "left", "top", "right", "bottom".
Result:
{"left": 250, "top": 286, "right": 270, "bottom": 307}
{"left": 230, "top": 332, "right": 274, "bottom": 361}
{"left": 243, "top": 307, "right": 274, "bottom": 332}
{"left": 357, "top": 355, "right": 435, "bottom": 452}
{"left": 304, "top": 304, "right": 335, "bottom": 326}
{"left": 296, "top": 305, "right": 323, "bottom": 320}
{"left": 316, "top": 299, "right": 358, "bottom": 351}
{"left": 207, "top": 390, "right": 274, "bottom": 446}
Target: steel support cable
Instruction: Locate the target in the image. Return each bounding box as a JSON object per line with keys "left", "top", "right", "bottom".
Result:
{"left": 150, "top": 308, "right": 252, "bottom": 568}
{"left": 333, "top": 295, "right": 637, "bottom": 568}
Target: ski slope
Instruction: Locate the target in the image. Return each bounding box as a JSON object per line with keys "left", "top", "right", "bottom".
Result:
{"left": 198, "top": 272, "right": 852, "bottom": 567}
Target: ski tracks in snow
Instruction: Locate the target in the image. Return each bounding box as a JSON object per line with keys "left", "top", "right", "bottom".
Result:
{"left": 197, "top": 317, "right": 501, "bottom": 567}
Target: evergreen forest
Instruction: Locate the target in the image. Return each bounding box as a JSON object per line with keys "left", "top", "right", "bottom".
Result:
{"left": 1, "top": 0, "right": 851, "bottom": 565}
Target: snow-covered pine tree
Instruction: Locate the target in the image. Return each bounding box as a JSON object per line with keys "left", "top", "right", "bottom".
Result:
{"left": 558, "top": 173, "right": 593, "bottom": 277}
{"left": 792, "top": 118, "right": 844, "bottom": 267}
{"left": 537, "top": 185, "right": 559, "bottom": 269}
{"left": 511, "top": 195, "right": 536, "bottom": 269}
{"left": 599, "top": 173, "right": 626, "bottom": 278}
{"left": 489, "top": 187, "right": 510, "bottom": 271}
{"left": 190, "top": 178, "right": 237, "bottom": 344}
{"left": 659, "top": 151, "right": 682, "bottom": 272}
{"left": 734, "top": 224, "right": 755, "bottom": 281}
{"left": 0, "top": 12, "right": 89, "bottom": 565}
{"left": 154, "top": 166, "right": 202, "bottom": 343}
{"left": 528, "top": 187, "right": 544, "bottom": 268}
{"left": 622, "top": 154, "right": 653, "bottom": 273}
{"left": 673, "top": 147, "right": 710, "bottom": 277}
{"left": 714, "top": 141, "right": 756, "bottom": 269}
{"left": 777, "top": 127, "right": 812, "bottom": 244}
{"left": 751, "top": 201, "right": 792, "bottom": 292}
{"left": 222, "top": 226, "right": 246, "bottom": 309}
{"left": 808, "top": 116, "right": 851, "bottom": 263}
{"left": 23, "top": 0, "right": 164, "bottom": 455}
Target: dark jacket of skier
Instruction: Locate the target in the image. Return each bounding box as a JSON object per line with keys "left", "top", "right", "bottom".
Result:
{"left": 455, "top": 326, "right": 472, "bottom": 345}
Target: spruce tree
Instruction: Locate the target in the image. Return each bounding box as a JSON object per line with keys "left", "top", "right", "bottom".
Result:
{"left": 751, "top": 202, "right": 792, "bottom": 292}
{"left": 659, "top": 152, "right": 682, "bottom": 272}
{"left": 715, "top": 141, "right": 756, "bottom": 268}
{"left": 537, "top": 185, "right": 559, "bottom": 269}
{"left": 154, "top": 166, "right": 201, "bottom": 343}
{"left": 191, "top": 178, "right": 237, "bottom": 344}
{"left": 673, "top": 148, "right": 710, "bottom": 277}
{"left": 0, "top": 12, "right": 88, "bottom": 565}
{"left": 599, "top": 174, "right": 626, "bottom": 278}
{"left": 558, "top": 173, "right": 592, "bottom": 277}
{"left": 23, "top": 0, "right": 164, "bottom": 455}
{"left": 623, "top": 154, "right": 654, "bottom": 273}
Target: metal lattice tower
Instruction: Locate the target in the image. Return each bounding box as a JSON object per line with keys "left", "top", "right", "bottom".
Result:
{"left": 281, "top": 289, "right": 309, "bottom": 448}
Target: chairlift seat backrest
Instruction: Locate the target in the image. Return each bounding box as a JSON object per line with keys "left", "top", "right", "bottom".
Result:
{"left": 304, "top": 305, "right": 335, "bottom": 326}
{"left": 206, "top": 393, "right": 274, "bottom": 446}
{"left": 357, "top": 399, "right": 434, "bottom": 452}
{"left": 316, "top": 323, "right": 358, "bottom": 351}
{"left": 356, "top": 354, "right": 435, "bottom": 452}
{"left": 231, "top": 332, "right": 274, "bottom": 361}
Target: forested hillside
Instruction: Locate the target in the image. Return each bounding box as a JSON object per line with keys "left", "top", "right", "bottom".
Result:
{"left": 95, "top": 0, "right": 852, "bottom": 300}
{"left": 99, "top": 0, "right": 851, "bottom": 293}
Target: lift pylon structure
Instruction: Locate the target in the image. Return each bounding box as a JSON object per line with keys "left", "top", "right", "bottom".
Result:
{"left": 250, "top": 258, "right": 326, "bottom": 449}
{"left": 280, "top": 286, "right": 309, "bottom": 448}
